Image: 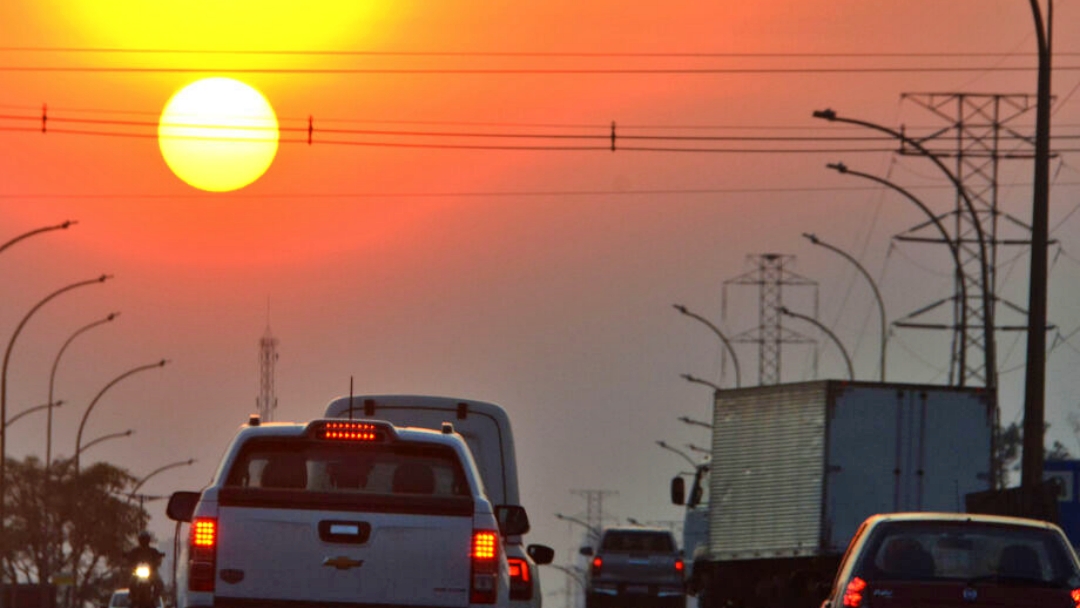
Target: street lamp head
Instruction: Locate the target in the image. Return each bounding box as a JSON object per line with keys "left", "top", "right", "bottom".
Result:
{"left": 656, "top": 440, "right": 667, "bottom": 448}
{"left": 61, "top": 220, "right": 78, "bottom": 229}
{"left": 97, "top": 274, "right": 113, "bottom": 283}
{"left": 107, "top": 312, "right": 120, "bottom": 322}
{"left": 813, "top": 108, "right": 837, "bottom": 121}
{"left": 778, "top": 306, "right": 791, "bottom": 315}
{"left": 826, "top": 162, "right": 849, "bottom": 174}
{"left": 672, "top": 303, "right": 688, "bottom": 314}
{"left": 802, "top": 232, "right": 819, "bottom": 244}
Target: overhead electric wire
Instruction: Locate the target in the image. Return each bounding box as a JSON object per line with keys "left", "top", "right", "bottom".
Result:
{"left": 1, "top": 65, "right": 1077, "bottom": 75}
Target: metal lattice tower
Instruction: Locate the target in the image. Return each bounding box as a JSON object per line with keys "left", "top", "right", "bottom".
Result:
{"left": 257, "top": 325, "right": 279, "bottom": 422}
{"left": 570, "top": 489, "right": 617, "bottom": 540}
{"left": 894, "top": 93, "right": 1038, "bottom": 389}
{"left": 723, "top": 254, "right": 817, "bottom": 385}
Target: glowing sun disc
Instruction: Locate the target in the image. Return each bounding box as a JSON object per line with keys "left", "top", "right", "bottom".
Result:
{"left": 158, "top": 77, "right": 279, "bottom": 192}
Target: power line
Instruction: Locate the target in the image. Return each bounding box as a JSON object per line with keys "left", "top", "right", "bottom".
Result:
{"left": 1, "top": 65, "right": 1078, "bottom": 75}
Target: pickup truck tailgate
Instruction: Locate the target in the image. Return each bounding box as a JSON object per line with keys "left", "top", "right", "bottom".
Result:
{"left": 215, "top": 506, "right": 474, "bottom": 606}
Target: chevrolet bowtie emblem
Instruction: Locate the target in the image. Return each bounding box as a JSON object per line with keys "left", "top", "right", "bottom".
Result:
{"left": 323, "top": 556, "right": 364, "bottom": 570}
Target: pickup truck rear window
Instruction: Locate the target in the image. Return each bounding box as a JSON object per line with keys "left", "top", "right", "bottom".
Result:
{"left": 224, "top": 437, "right": 470, "bottom": 497}
{"left": 601, "top": 531, "right": 676, "bottom": 552}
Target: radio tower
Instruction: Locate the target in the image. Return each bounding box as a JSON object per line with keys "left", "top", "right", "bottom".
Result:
{"left": 257, "top": 324, "right": 279, "bottom": 422}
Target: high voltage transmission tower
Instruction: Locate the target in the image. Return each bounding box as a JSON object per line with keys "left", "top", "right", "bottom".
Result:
{"left": 570, "top": 489, "right": 618, "bottom": 540}
{"left": 257, "top": 324, "right": 279, "bottom": 422}
{"left": 722, "top": 254, "right": 818, "bottom": 385}
{"left": 893, "top": 92, "right": 1044, "bottom": 389}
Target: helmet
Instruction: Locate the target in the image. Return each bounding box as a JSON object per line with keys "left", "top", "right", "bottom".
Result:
{"left": 138, "top": 531, "right": 152, "bottom": 546}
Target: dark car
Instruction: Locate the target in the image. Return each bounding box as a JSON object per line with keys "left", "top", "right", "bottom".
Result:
{"left": 582, "top": 527, "right": 685, "bottom": 608}
{"left": 821, "top": 512, "right": 1080, "bottom": 608}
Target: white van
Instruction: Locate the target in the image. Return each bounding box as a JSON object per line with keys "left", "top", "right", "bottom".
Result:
{"left": 323, "top": 395, "right": 554, "bottom": 608}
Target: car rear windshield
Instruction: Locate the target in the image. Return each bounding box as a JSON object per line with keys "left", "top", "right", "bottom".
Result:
{"left": 601, "top": 531, "right": 676, "bottom": 552}
{"left": 224, "top": 437, "right": 470, "bottom": 498}
{"left": 855, "top": 520, "right": 1079, "bottom": 586}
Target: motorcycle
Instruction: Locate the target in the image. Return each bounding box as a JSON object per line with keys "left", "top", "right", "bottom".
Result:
{"left": 128, "top": 562, "right": 162, "bottom": 608}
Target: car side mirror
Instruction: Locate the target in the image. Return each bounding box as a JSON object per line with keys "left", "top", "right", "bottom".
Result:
{"left": 671, "top": 476, "right": 686, "bottom": 505}
{"left": 579, "top": 546, "right": 594, "bottom": 556}
{"left": 166, "top": 491, "right": 200, "bottom": 522}
{"left": 495, "top": 505, "right": 530, "bottom": 536}
{"left": 527, "top": 544, "right": 555, "bottom": 565}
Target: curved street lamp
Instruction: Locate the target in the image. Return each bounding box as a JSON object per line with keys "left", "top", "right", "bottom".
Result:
{"left": 555, "top": 512, "right": 602, "bottom": 542}
{"left": 811, "top": 109, "right": 995, "bottom": 392}
{"left": 75, "top": 429, "right": 134, "bottom": 459}
{"left": 655, "top": 440, "right": 699, "bottom": 469}
{"left": 680, "top": 373, "right": 721, "bottom": 393}
{"left": 47, "top": 313, "right": 119, "bottom": 472}
{"left": 825, "top": 162, "right": 969, "bottom": 383}
{"left": 803, "top": 233, "right": 886, "bottom": 381}
{"left": 0, "top": 220, "right": 76, "bottom": 256}
{"left": 75, "top": 359, "right": 168, "bottom": 474}
{"left": 677, "top": 415, "right": 712, "bottom": 430}
{"left": 673, "top": 304, "right": 742, "bottom": 388}
{"left": 0, "top": 273, "right": 110, "bottom": 532}
{"left": 129, "top": 458, "right": 196, "bottom": 500}
{"left": 5, "top": 400, "right": 63, "bottom": 427}
{"left": 778, "top": 307, "right": 854, "bottom": 381}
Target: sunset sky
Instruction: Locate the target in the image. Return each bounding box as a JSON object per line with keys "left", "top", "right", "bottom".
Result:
{"left": 3, "top": 0, "right": 1080, "bottom": 587}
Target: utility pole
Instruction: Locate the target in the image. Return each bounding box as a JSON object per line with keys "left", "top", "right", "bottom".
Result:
{"left": 570, "top": 489, "right": 617, "bottom": 540}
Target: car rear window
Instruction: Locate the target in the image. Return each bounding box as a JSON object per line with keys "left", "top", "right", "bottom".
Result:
{"left": 224, "top": 438, "right": 469, "bottom": 497}
{"left": 855, "top": 521, "right": 1078, "bottom": 585}
{"left": 601, "top": 531, "right": 676, "bottom": 552}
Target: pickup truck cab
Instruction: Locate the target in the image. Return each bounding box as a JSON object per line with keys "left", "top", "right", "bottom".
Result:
{"left": 582, "top": 527, "right": 686, "bottom": 608}
{"left": 323, "top": 395, "right": 554, "bottom": 608}
{"left": 167, "top": 416, "right": 527, "bottom": 608}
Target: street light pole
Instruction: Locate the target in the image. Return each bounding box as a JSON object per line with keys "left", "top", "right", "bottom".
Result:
{"left": 812, "top": 108, "right": 996, "bottom": 393}
{"left": 48, "top": 313, "right": 119, "bottom": 473}
{"left": 778, "top": 307, "right": 855, "bottom": 381}
{"left": 75, "top": 359, "right": 168, "bottom": 474}
{"left": 673, "top": 304, "right": 741, "bottom": 388}
{"left": 825, "top": 162, "right": 968, "bottom": 383}
{"left": 655, "top": 440, "right": 699, "bottom": 469}
{"left": 1022, "top": 0, "right": 1053, "bottom": 493}
{"left": 0, "top": 220, "right": 76, "bottom": 256}
{"left": 802, "top": 233, "right": 886, "bottom": 381}
{"left": 555, "top": 513, "right": 600, "bottom": 544}
{"left": 75, "top": 429, "right": 134, "bottom": 458}
{"left": 129, "top": 458, "right": 196, "bottom": 500}
{"left": 680, "top": 373, "right": 722, "bottom": 392}
{"left": 677, "top": 415, "right": 712, "bottom": 430}
{"left": 0, "top": 274, "right": 110, "bottom": 541}
{"left": 6, "top": 400, "right": 63, "bottom": 427}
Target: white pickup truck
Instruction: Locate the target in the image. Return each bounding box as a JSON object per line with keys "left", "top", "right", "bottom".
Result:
{"left": 167, "top": 416, "right": 528, "bottom": 608}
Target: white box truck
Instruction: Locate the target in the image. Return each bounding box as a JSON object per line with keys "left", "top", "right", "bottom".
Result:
{"left": 672, "top": 380, "right": 994, "bottom": 608}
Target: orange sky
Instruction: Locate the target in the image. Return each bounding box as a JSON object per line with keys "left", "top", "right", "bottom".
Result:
{"left": 2, "top": 0, "right": 1080, "bottom": 573}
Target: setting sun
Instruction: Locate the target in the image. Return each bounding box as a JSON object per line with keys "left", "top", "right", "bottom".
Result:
{"left": 158, "top": 77, "right": 279, "bottom": 192}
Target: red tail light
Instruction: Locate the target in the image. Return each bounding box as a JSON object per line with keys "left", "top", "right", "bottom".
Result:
{"left": 470, "top": 530, "right": 499, "bottom": 604}
{"left": 1071, "top": 588, "right": 1080, "bottom": 608}
{"left": 320, "top": 421, "right": 379, "bottom": 441}
{"left": 842, "top": 576, "right": 866, "bottom": 608}
{"left": 675, "top": 558, "right": 685, "bottom": 575}
{"left": 507, "top": 557, "right": 532, "bottom": 600}
{"left": 189, "top": 517, "right": 217, "bottom": 592}
{"left": 591, "top": 556, "right": 602, "bottom": 577}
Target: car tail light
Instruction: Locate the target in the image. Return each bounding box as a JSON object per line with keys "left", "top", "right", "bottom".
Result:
{"left": 591, "top": 556, "right": 602, "bottom": 577}
{"left": 842, "top": 576, "right": 866, "bottom": 608}
{"left": 507, "top": 557, "right": 532, "bottom": 600}
{"left": 470, "top": 530, "right": 499, "bottom": 604}
{"left": 1071, "top": 588, "right": 1080, "bottom": 608}
{"left": 189, "top": 517, "right": 217, "bottom": 592}
{"left": 675, "top": 558, "right": 685, "bottom": 575}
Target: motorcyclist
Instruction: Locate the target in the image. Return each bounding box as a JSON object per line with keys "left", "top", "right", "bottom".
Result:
{"left": 125, "top": 531, "right": 164, "bottom": 608}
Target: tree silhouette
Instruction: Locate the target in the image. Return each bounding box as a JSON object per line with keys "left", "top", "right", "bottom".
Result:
{"left": 1, "top": 456, "right": 145, "bottom": 608}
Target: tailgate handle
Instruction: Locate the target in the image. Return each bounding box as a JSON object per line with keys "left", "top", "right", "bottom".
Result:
{"left": 319, "top": 520, "right": 372, "bottom": 544}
